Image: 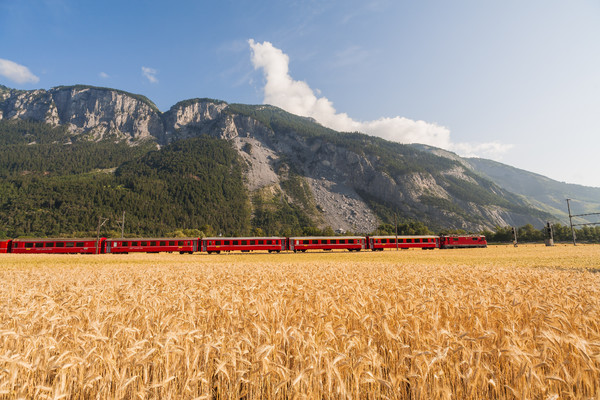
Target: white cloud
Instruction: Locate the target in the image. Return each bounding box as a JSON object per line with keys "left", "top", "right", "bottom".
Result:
{"left": 248, "top": 39, "right": 511, "bottom": 159}
{"left": 0, "top": 58, "right": 39, "bottom": 84}
{"left": 141, "top": 66, "right": 158, "bottom": 83}
{"left": 99, "top": 72, "right": 109, "bottom": 79}
{"left": 450, "top": 141, "right": 514, "bottom": 160}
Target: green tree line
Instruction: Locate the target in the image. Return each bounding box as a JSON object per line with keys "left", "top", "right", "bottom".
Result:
{"left": 483, "top": 223, "right": 600, "bottom": 244}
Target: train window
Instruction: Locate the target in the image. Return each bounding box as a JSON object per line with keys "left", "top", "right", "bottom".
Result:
{"left": 258, "top": 240, "right": 264, "bottom": 245}
{"left": 472, "top": 238, "right": 478, "bottom": 241}
{"left": 132, "top": 242, "right": 138, "bottom": 246}
{"left": 178, "top": 241, "right": 184, "bottom": 246}
{"left": 168, "top": 241, "right": 174, "bottom": 246}
{"left": 45, "top": 242, "right": 54, "bottom": 247}
{"left": 66, "top": 242, "right": 75, "bottom": 247}
{"left": 213, "top": 240, "right": 219, "bottom": 246}
{"left": 140, "top": 242, "right": 146, "bottom": 246}
{"left": 250, "top": 240, "right": 255, "bottom": 245}
{"left": 382, "top": 239, "right": 387, "bottom": 244}
{"left": 56, "top": 242, "right": 64, "bottom": 247}
{"left": 149, "top": 241, "right": 156, "bottom": 246}
{"left": 407, "top": 239, "right": 412, "bottom": 243}
{"left": 241, "top": 240, "right": 247, "bottom": 245}
{"left": 35, "top": 242, "right": 44, "bottom": 248}
{"left": 76, "top": 242, "right": 84, "bottom": 247}
{"left": 339, "top": 239, "right": 345, "bottom": 244}
{"left": 312, "top": 240, "right": 318, "bottom": 244}
{"left": 25, "top": 242, "right": 33, "bottom": 248}
{"left": 233, "top": 241, "right": 239, "bottom": 245}
{"left": 159, "top": 241, "right": 166, "bottom": 246}
{"left": 304, "top": 240, "right": 310, "bottom": 245}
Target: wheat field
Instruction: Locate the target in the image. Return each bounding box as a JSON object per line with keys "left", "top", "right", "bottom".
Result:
{"left": 1, "top": 245, "right": 599, "bottom": 399}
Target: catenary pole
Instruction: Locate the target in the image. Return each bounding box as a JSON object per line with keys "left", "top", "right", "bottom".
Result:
{"left": 566, "top": 199, "right": 577, "bottom": 246}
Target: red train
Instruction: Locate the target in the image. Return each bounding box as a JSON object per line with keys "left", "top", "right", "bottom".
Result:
{"left": 0, "top": 234, "right": 486, "bottom": 254}
{"left": 9, "top": 238, "right": 105, "bottom": 254}
{"left": 105, "top": 238, "right": 198, "bottom": 254}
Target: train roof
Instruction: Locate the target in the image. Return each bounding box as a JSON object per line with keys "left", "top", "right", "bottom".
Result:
{"left": 289, "top": 236, "right": 365, "bottom": 240}
{"left": 440, "top": 234, "right": 485, "bottom": 237}
{"left": 12, "top": 238, "right": 103, "bottom": 242}
{"left": 368, "top": 235, "right": 438, "bottom": 238}
{"left": 105, "top": 237, "right": 197, "bottom": 241}
{"left": 203, "top": 236, "right": 286, "bottom": 240}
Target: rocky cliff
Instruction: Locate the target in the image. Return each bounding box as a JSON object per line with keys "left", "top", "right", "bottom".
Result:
{"left": 0, "top": 85, "right": 552, "bottom": 232}
{"left": 0, "top": 85, "right": 163, "bottom": 142}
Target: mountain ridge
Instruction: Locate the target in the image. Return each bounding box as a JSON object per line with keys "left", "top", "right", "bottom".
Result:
{"left": 0, "top": 85, "right": 574, "bottom": 236}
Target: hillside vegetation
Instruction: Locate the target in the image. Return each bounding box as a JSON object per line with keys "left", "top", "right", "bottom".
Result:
{"left": 0, "top": 120, "right": 250, "bottom": 237}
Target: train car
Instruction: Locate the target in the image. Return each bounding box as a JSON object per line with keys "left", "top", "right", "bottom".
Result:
{"left": 201, "top": 237, "right": 286, "bottom": 253}
{"left": 105, "top": 238, "right": 198, "bottom": 254}
{"left": 368, "top": 235, "right": 439, "bottom": 251}
{"left": 0, "top": 239, "right": 12, "bottom": 253}
{"left": 11, "top": 238, "right": 106, "bottom": 254}
{"left": 288, "top": 236, "right": 366, "bottom": 252}
{"left": 439, "top": 235, "right": 487, "bottom": 249}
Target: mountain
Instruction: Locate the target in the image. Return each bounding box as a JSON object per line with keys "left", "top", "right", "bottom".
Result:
{"left": 464, "top": 158, "right": 600, "bottom": 225}
{"left": 410, "top": 143, "right": 600, "bottom": 226}
{"left": 0, "top": 85, "right": 556, "bottom": 237}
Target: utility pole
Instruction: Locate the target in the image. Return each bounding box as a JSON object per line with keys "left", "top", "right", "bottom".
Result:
{"left": 116, "top": 211, "right": 125, "bottom": 238}
{"left": 512, "top": 226, "right": 518, "bottom": 247}
{"left": 394, "top": 213, "right": 398, "bottom": 251}
{"left": 566, "top": 199, "right": 577, "bottom": 246}
{"left": 545, "top": 222, "right": 554, "bottom": 246}
{"left": 96, "top": 216, "right": 109, "bottom": 254}
{"left": 565, "top": 198, "right": 600, "bottom": 246}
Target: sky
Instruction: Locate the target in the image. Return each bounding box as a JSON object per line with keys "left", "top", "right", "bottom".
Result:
{"left": 1, "top": 0, "right": 599, "bottom": 187}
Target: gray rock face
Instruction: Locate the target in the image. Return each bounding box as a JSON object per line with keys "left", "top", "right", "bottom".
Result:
{"left": 0, "top": 86, "right": 163, "bottom": 142}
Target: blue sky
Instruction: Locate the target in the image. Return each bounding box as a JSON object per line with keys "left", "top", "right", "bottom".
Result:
{"left": 1, "top": 0, "right": 599, "bottom": 187}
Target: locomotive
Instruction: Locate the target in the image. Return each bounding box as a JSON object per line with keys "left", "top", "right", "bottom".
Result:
{"left": 0, "top": 234, "right": 487, "bottom": 254}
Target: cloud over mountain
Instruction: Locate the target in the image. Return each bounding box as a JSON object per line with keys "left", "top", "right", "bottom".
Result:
{"left": 0, "top": 58, "right": 39, "bottom": 84}
{"left": 248, "top": 40, "right": 511, "bottom": 160}
{"left": 142, "top": 66, "right": 158, "bottom": 84}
